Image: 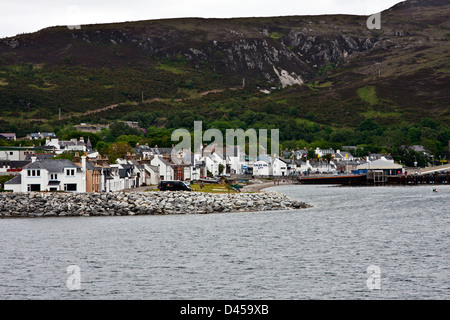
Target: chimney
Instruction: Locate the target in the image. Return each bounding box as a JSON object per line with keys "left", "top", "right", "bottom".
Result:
{"left": 74, "top": 152, "right": 81, "bottom": 163}
{"left": 31, "top": 156, "right": 37, "bottom": 163}
{"left": 81, "top": 155, "right": 87, "bottom": 171}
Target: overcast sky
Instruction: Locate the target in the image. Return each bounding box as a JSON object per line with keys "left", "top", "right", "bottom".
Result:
{"left": 1, "top": 0, "right": 403, "bottom": 38}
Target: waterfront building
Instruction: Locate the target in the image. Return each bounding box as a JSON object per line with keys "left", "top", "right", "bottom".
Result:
{"left": 4, "top": 157, "right": 86, "bottom": 193}
{"left": 356, "top": 159, "right": 404, "bottom": 176}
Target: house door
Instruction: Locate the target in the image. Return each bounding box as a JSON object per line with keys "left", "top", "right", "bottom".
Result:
{"left": 28, "top": 184, "right": 41, "bottom": 192}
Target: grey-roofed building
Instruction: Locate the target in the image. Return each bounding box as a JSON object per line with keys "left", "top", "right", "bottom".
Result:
{"left": 357, "top": 159, "right": 404, "bottom": 176}
{"left": 0, "top": 133, "right": 16, "bottom": 141}
{"left": 0, "top": 160, "right": 30, "bottom": 170}
{"left": 4, "top": 158, "right": 86, "bottom": 192}
{"left": 333, "top": 150, "right": 355, "bottom": 160}
{"left": 368, "top": 153, "right": 394, "bottom": 163}
{"left": 4, "top": 175, "right": 22, "bottom": 192}
{"left": 25, "top": 154, "right": 55, "bottom": 161}
{"left": 29, "top": 132, "right": 57, "bottom": 140}
{"left": 293, "top": 149, "right": 308, "bottom": 160}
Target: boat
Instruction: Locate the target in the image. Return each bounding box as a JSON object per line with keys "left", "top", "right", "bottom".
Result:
{"left": 199, "top": 177, "right": 220, "bottom": 183}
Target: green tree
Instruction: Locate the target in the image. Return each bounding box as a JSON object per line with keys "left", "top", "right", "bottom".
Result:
{"left": 109, "top": 121, "right": 141, "bottom": 138}
{"left": 218, "top": 164, "right": 225, "bottom": 175}
{"left": 106, "top": 141, "right": 132, "bottom": 164}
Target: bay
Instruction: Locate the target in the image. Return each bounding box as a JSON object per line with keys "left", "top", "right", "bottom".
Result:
{"left": 0, "top": 185, "right": 449, "bottom": 300}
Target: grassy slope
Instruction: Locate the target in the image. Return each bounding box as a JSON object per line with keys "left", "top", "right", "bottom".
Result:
{"left": 0, "top": 1, "right": 448, "bottom": 135}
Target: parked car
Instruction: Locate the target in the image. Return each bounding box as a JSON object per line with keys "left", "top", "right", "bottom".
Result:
{"left": 158, "top": 181, "right": 192, "bottom": 191}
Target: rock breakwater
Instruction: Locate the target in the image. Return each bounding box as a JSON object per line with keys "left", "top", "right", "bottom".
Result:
{"left": 0, "top": 191, "right": 311, "bottom": 218}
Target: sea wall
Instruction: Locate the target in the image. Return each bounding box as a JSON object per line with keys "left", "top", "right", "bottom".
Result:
{"left": 0, "top": 191, "right": 311, "bottom": 218}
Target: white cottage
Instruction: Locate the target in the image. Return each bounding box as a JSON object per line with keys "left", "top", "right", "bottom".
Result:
{"left": 253, "top": 160, "right": 272, "bottom": 177}
{"left": 4, "top": 158, "right": 86, "bottom": 192}
{"left": 151, "top": 155, "right": 174, "bottom": 181}
{"left": 272, "top": 158, "right": 292, "bottom": 176}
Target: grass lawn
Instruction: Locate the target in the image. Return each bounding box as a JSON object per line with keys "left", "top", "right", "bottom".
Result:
{"left": 146, "top": 183, "right": 240, "bottom": 193}
{"left": 190, "top": 183, "right": 238, "bottom": 193}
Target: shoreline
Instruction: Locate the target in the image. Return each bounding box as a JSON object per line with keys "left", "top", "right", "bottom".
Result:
{"left": 0, "top": 190, "right": 311, "bottom": 219}
{"left": 241, "top": 181, "right": 296, "bottom": 193}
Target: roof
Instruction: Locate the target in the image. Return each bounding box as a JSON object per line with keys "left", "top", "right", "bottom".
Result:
{"left": 0, "top": 133, "right": 16, "bottom": 138}
{"left": 153, "top": 156, "right": 172, "bottom": 166}
{"left": 25, "top": 154, "right": 55, "bottom": 161}
{"left": 5, "top": 175, "right": 21, "bottom": 185}
{"left": 277, "top": 157, "right": 292, "bottom": 164}
{"left": 30, "top": 132, "right": 56, "bottom": 137}
{"left": 0, "top": 160, "right": 30, "bottom": 169}
{"left": 85, "top": 160, "right": 97, "bottom": 171}
{"left": 334, "top": 152, "right": 354, "bottom": 159}
{"left": 23, "top": 159, "right": 81, "bottom": 173}
{"left": 357, "top": 159, "right": 402, "bottom": 170}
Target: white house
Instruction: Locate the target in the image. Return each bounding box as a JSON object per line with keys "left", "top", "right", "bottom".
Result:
{"left": 151, "top": 155, "right": 174, "bottom": 181}
{"left": 45, "top": 138, "right": 89, "bottom": 155}
{"left": 29, "top": 132, "right": 56, "bottom": 140}
{"left": 0, "top": 133, "right": 16, "bottom": 141}
{"left": 141, "top": 163, "right": 160, "bottom": 185}
{"left": 4, "top": 158, "right": 86, "bottom": 192}
{"left": 223, "top": 146, "right": 246, "bottom": 175}
{"left": 101, "top": 166, "right": 123, "bottom": 192}
{"left": 0, "top": 148, "right": 28, "bottom": 161}
{"left": 272, "top": 158, "right": 291, "bottom": 176}
{"left": 334, "top": 150, "right": 355, "bottom": 161}
{"left": 202, "top": 152, "right": 225, "bottom": 176}
{"left": 315, "top": 147, "right": 335, "bottom": 158}
{"left": 253, "top": 159, "right": 272, "bottom": 176}
{"left": 295, "top": 159, "right": 314, "bottom": 174}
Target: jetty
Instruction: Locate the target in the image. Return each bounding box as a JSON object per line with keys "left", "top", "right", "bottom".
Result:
{"left": 299, "top": 164, "right": 450, "bottom": 186}
{"left": 0, "top": 191, "right": 311, "bottom": 218}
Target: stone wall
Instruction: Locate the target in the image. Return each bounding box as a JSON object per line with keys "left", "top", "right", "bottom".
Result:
{"left": 0, "top": 191, "right": 311, "bottom": 218}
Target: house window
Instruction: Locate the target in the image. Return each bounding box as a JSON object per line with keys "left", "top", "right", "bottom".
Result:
{"left": 64, "top": 184, "right": 77, "bottom": 191}
{"left": 36, "top": 170, "right": 40, "bottom": 176}
{"left": 50, "top": 174, "right": 58, "bottom": 180}
{"left": 66, "top": 169, "right": 75, "bottom": 176}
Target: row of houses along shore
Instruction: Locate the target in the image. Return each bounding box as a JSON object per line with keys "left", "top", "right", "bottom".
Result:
{"left": 1, "top": 137, "right": 405, "bottom": 193}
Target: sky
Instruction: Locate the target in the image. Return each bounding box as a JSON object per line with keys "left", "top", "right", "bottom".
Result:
{"left": 0, "top": 0, "right": 404, "bottom": 39}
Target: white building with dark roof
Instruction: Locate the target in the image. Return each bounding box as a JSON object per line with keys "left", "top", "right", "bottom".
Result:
{"left": 29, "top": 132, "right": 57, "bottom": 140}
{"left": 151, "top": 155, "right": 174, "bottom": 181}
{"left": 333, "top": 150, "right": 355, "bottom": 161}
{"left": 0, "top": 133, "right": 16, "bottom": 141}
{"left": 45, "top": 138, "right": 91, "bottom": 155}
{"left": 272, "top": 157, "right": 293, "bottom": 176}
{"left": 4, "top": 158, "right": 86, "bottom": 192}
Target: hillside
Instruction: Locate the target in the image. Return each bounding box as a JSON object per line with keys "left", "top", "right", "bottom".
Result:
{"left": 0, "top": 0, "right": 449, "bottom": 153}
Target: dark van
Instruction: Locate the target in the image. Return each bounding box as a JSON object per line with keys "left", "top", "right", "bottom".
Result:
{"left": 158, "top": 181, "right": 191, "bottom": 191}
